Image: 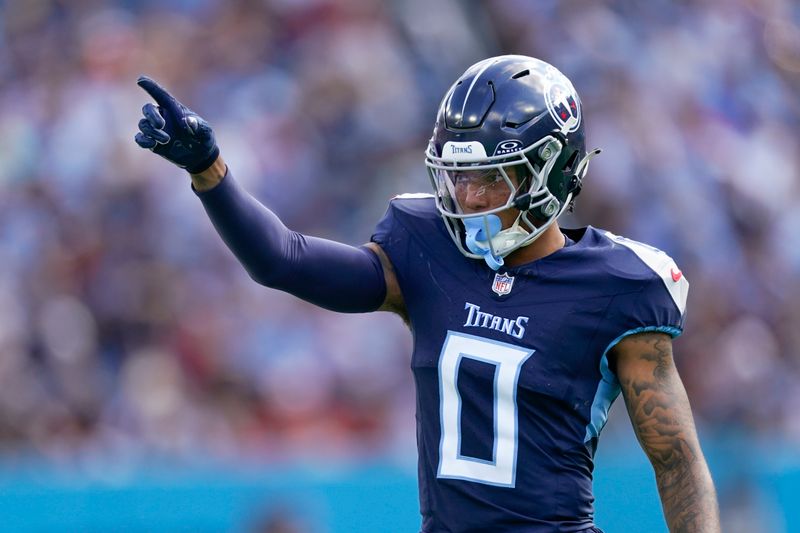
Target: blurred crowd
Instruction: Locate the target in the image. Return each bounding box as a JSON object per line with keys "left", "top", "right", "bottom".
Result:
{"left": 0, "top": 0, "right": 799, "bottom": 509}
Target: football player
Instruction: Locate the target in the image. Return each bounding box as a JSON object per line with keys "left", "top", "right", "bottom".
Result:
{"left": 135, "top": 55, "right": 720, "bottom": 533}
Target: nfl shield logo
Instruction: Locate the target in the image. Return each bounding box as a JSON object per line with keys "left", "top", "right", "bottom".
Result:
{"left": 492, "top": 272, "right": 515, "bottom": 296}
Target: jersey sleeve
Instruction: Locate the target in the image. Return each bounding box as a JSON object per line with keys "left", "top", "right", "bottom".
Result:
{"left": 614, "top": 272, "right": 688, "bottom": 337}
{"left": 604, "top": 231, "right": 689, "bottom": 339}
{"left": 605, "top": 231, "right": 689, "bottom": 338}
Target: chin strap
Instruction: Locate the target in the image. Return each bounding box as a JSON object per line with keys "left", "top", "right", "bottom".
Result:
{"left": 463, "top": 214, "right": 530, "bottom": 271}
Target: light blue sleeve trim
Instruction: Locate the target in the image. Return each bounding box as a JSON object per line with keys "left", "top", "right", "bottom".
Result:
{"left": 583, "top": 325, "right": 683, "bottom": 443}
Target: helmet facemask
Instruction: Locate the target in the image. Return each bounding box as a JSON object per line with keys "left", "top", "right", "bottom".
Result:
{"left": 426, "top": 135, "right": 574, "bottom": 270}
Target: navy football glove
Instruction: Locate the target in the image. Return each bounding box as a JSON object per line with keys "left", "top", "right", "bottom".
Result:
{"left": 135, "top": 76, "right": 219, "bottom": 174}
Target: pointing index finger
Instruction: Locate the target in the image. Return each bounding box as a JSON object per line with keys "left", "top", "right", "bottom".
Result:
{"left": 137, "top": 75, "right": 181, "bottom": 118}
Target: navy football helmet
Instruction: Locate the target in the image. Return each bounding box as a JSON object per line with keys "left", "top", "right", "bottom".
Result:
{"left": 425, "top": 55, "right": 600, "bottom": 269}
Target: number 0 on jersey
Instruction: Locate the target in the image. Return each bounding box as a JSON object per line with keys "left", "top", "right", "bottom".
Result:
{"left": 437, "top": 331, "right": 534, "bottom": 487}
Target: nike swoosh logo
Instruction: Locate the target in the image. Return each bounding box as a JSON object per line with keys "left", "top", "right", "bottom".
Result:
{"left": 671, "top": 268, "right": 683, "bottom": 282}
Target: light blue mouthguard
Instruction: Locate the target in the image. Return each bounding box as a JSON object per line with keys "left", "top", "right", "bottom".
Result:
{"left": 463, "top": 215, "right": 504, "bottom": 271}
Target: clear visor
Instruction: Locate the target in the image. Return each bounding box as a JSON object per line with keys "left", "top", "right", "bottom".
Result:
{"left": 433, "top": 167, "right": 519, "bottom": 216}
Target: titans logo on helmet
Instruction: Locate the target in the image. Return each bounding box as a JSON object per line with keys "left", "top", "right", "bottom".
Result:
{"left": 544, "top": 72, "right": 581, "bottom": 134}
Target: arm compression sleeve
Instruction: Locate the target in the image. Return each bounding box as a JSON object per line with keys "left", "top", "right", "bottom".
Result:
{"left": 195, "top": 171, "right": 386, "bottom": 313}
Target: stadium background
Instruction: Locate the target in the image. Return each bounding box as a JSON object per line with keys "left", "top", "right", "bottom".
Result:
{"left": 1, "top": 0, "right": 799, "bottom": 531}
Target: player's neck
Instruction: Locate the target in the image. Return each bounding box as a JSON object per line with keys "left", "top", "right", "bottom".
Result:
{"left": 503, "top": 222, "right": 566, "bottom": 268}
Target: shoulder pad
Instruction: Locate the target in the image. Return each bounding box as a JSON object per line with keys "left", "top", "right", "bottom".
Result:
{"left": 604, "top": 231, "right": 688, "bottom": 315}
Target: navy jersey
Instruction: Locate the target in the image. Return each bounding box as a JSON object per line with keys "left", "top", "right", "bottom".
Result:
{"left": 371, "top": 195, "right": 688, "bottom": 533}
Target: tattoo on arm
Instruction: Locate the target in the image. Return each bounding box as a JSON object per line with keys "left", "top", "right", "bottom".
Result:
{"left": 617, "top": 333, "right": 720, "bottom": 533}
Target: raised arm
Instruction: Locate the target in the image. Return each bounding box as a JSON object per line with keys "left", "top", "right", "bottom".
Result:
{"left": 134, "top": 76, "right": 405, "bottom": 315}
{"left": 610, "top": 332, "right": 721, "bottom": 533}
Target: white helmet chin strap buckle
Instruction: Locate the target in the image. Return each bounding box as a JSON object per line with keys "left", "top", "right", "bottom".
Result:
{"left": 463, "top": 213, "right": 530, "bottom": 271}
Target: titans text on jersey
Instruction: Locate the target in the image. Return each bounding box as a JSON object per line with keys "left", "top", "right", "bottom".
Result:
{"left": 463, "top": 302, "right": 529, "bottom": 339}
{"left": 372, "top": 195, "right": 688, "bottom": 533}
